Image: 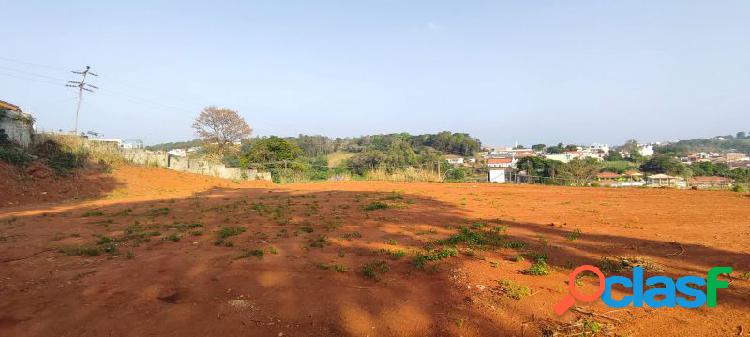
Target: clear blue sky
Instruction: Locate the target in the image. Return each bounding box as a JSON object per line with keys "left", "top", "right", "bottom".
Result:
{"left": 1, "top": 1, "right": 748, "bottom": 146}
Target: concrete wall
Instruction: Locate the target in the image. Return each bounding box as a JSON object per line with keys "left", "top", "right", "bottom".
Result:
{"left": 123, "top": 149, "right": 271, "bottom": 181}
{"left": 0, "top": 110, "right": 34, "bottom": 147}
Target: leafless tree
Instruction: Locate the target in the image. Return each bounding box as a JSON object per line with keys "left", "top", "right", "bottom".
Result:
{"left": 192, "top": 106, "right": 251, "bottom": 152}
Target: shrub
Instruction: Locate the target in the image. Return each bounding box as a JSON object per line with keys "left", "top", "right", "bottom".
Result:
{"left": 364, "top": 201, "right": 388, "bottom": 211}
{"left": 0, "top": 146, "right": 32, "bottom": 166}
{"left": 216, "top": 226, "right": 247, "bottom": 239}
{"left": 413, "top": 247, "right": 458, "bottom": 269}
{"left": 362, "top": 260, "right": 389, "bottom": 280}
{"left": 498, "top": 279, "right": 531, "bottom": 300}
{"left": 525, "top": 258, "right": 550, "bottom": 276}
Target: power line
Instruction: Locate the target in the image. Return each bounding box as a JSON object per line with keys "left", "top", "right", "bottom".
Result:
{"left": 66, "top": 66, "right": 99, "bottom": 135}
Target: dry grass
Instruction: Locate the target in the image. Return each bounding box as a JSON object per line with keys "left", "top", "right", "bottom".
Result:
{"left": 36, "top": 133, "right": 125, "bottom": 168}
{"left": 365, "top": 167, "right": 443, "bottom": 182}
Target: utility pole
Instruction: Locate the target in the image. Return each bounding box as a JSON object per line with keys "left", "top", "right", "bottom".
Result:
{"left": 66, "top": 66, "right": 98, "bottom": 135}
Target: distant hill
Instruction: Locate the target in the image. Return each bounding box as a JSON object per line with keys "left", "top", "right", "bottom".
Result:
{"left": 146, "top": 139, "right": 203, "bottom": 152}
{"left": 656, "top": 135, "right": 750, "bottom": 156}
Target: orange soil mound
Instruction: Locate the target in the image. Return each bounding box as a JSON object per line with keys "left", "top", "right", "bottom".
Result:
{"left": 0, "top": 162, "right": 117, "bottom": 207}
{"left": 0, "top": 166, "right": 748, "bottom": 337}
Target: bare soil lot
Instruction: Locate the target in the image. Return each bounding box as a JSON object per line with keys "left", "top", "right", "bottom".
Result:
{"left": 1, "top": 166, "right": 749, "bottom": 336}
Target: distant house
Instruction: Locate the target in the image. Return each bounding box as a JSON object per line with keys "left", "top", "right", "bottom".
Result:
{"left": 487, "top": 157, "right": 515, "bottom": 168}
{"left": 168, "top": 149, "right": 187, "bottom": 157}
{"left": 690, "top": 176, "right": 733, "bottom": 189}
{"left": 88, "top": 138, "right": 123, "bottom": 148}
{"left": 596, "top": 171, "right": 621, "bottom": 183}
{"left": 726, "top": 152, "right": 750, "bottom": 163}
{"left": 488, "top": 168, "right": 507, "bottom": 183}
{"left": 0, "top": 99, "right": 34, "bottom": 147}
{"left": 638, "top": 144, "right": 654, "bottom": 157}
{"left": 444, "top": 154, "right": 464, "bottom": 165}
{"left": 646, "top": 173, "right": 685, "bottom": 187}
{"left": 545, "top": 153, "right": 578, "bottom": 163}
{"left": 622, "top": 169, "right": 644, "bottom": 181}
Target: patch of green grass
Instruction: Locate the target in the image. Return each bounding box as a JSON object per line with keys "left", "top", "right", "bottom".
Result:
{"left": 470, "top": 222, "right": 486, "bottom": 229}
{"left": 216, "top": 226, "right": 247, "bottom": 239}
{"left": 440, "top": 227, "right": 506, "bottom": 249}
{"left": 582, "top": 319, "right": 602, "bottom": 334}
{"left": 126, "top": 251, "right": 135, "bottom": 259}
{"left": 413, "top": 247, "right": 459, "bottom": 269}
{"left": 362, "top": 260, "right": 389, "bottom": 280}
{"left": 190, "top": 230, "right": 204, "bottom": 236}
{"left": 299, "top": 225, "right": 314, "bottom": 233}
{"left": 364, "top": 201, "right": 388, "bottom": 211}
{"left": 565, "top": 228, "right": 582, "bottom": 241}
{"left": 385, "top": 239, "right": 398, "bottom": 245}
{"left": 498, "top": 279, "right": 531, "bottom": 300}
{"left": 525, "top": 258, "right": 550, "bottom": 276}
{"left": 513, "top": 255, "right": 525, "bottom": 262}
{"left": 172, "top": 223, "right": 203, "bottom": 231}
{"left": 268, "top": 246, "right": 278, "bottom": 254}
{"left": 81, "top": 210, "right": 104, "bottom": 217}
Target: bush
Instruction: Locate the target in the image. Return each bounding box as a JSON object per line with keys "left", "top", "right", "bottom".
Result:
{"left": 0, "top": 146, "right": 32, "bottom": 166}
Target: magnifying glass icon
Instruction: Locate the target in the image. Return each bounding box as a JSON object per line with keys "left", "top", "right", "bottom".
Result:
{"left": 554, "top": 265, "right": 606, "bottom": 315}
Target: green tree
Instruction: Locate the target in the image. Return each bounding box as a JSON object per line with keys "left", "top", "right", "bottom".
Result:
{"left": 639, "top": 154, "right": 689, "bottom": 176}
{"left": 604, "top": 150, "right": 623, "bottom": 161}
{"left": 240, "top": 136, "right": 302, "bottom": 168}
{"left": 531, "top": 144, "right": 546, "bottom": 151}
{"left": 559, "top": 158, "right": 601, "bottom": 186}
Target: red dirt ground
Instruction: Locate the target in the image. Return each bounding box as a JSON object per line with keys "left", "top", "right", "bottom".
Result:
{"left": 1, "top": 166, "right": 748, "bottom": 336}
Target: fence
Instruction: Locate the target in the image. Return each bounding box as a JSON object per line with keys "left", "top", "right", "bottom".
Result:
{"left": 122, "top": 149, "right": 271, "bottom": 181}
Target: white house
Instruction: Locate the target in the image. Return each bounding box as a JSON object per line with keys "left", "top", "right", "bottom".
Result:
{"left": 445, "top": 155, "right": 464, "bottom": 165}
{"left": 638, "top": 144, "right": 654, "bottom": 157}
{"left": 488, "top": 168, "right": 507, "bottom": 183}
{"left": 168, "top": 149, "right": 187, "bottom": 157}
{"left": 545, "top": 153, "right": 578, "bottom": 163}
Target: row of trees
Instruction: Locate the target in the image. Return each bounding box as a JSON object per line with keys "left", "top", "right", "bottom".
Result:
{"left": 182, "top": 107, "right": 482, "bottom": 182}
{"left": 517, "top": 154, "right": 750, "bottom": 186}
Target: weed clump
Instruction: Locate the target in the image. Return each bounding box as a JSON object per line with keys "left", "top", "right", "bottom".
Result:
{"left": 216, "top": 226, "right": 247, "bottom": 239}
{"left": 309, "top": 235, "right": 330, "bottom": 248}
{"left": 497, "top": 279, "right": 531, "bottom": 300}
{"left": 362, "top": 260, "right": 389, "bottom": 280}
{"left": 565, "top": 228, "right": 582, "bottom": 241}
{"left": 215, "top": 226, "right": 246, "bottom": 246}
{"left": 413, "top": 247, "right": 458, "bottom": 269}
{"left": 525, "top": 256, "right": 550, "bottom": 276}
{"left": 364, "top": 201, "right": 389, "bottom": 211}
